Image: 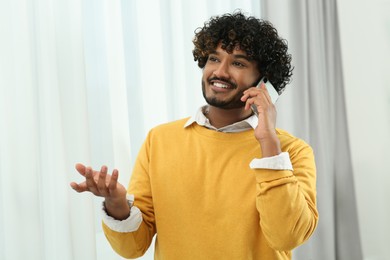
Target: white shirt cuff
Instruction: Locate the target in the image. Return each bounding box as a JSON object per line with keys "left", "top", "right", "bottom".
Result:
{"left": 101, "top": 194, "right": 143, "bottom": 233}
{"left": 249, "top": 152, "right": 293, "bottom": 170}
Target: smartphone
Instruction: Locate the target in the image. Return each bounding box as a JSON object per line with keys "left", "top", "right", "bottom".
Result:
{"left": 251, "top": 77, "right": 279, "bottom": 115}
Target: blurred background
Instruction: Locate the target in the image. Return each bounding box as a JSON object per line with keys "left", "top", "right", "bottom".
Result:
{"left": 0, "top": 0, "right": 389, "bottom": 259}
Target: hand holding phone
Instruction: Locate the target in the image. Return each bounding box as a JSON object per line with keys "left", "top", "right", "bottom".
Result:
{"left": 248, "top": 77, "right": 281, "bottom": 154}
{"left": 251, "top": 77, "right": 279, "bottom": 115}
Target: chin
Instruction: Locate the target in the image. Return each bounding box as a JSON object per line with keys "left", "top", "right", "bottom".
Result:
{"left": 205, "top": 97, "right": 245, "bottom": 110}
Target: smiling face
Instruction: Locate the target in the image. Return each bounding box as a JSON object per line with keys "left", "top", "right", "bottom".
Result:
{"left": 202, "top": 43, "right": 261, "bottom": 109}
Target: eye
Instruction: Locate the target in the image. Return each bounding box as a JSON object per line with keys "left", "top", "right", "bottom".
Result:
{"left": 207, "top": 56, "right": 219, "bottom": 63}
{"left": 232, "top": 61, "right": 245, "bottom": 68}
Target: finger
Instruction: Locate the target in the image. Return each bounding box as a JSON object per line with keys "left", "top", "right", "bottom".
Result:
{"left": 244, "top": 87, "right": 268, "bottom": 98}
{"left": 97, "top": 165, "right": 109, "bottom": 196}
{"left": 75, "top": 163, "right": 87, "bottom": 177}
{"left": 241, "top": 91, "right": 260, "bottom": 104}
{"left": 245, "top": 91, "right": 271, "bottom": 111}
{"left": 108, "top": 169, "right": 119, "bottom": 191}
{"left": 70, "top": 182, "right": 88, "bottom": 193}
{"left": 245, "top": 96, "right": 256, "bottom": 111}
{"left": 92, "top": 169, "right": 103, "bottom": 182}
{"left": 241, "top": 88, "right": 257, "bottom": 101}
{"left": 85, "top": 167, "right": 99, "bottom": 195}
{"left": 243, "top": 86, "right": 258, "bottom": 94}
{"left": 250, "top": 88, "right": 271, "bottom": 106}
{"left": 241, "top": 92, "right": 250, "bottom": 102}
{"left": 246, "top": 96, "right": 265, "bottom": 111}
{"left": 242, "top": 87, "right": 265, "bottom": 102}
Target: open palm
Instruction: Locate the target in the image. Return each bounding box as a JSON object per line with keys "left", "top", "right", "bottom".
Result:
{"left": 70, "top": 163, "right": 127, "bottom": 201}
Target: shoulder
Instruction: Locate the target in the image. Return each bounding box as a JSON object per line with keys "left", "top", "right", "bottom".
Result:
{"left": 151, "top": 117, "right": 190, "bottom": 132}
{"left": 276, "top": 128, "right": 313, "bottom": 154}
{"left": 147, "top": 117, "right": 190, "bottom": 139}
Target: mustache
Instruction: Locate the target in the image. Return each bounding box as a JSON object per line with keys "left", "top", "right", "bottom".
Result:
{"left": 208, "top": 77, "right": 237, "bottom": 89}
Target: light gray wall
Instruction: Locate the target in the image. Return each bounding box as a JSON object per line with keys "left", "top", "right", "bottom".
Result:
{"left": 338, "top": 0, "right": 390, "bottom": 259}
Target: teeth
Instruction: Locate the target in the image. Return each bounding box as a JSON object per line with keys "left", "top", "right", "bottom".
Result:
{"left": 213, "top": 82, "right": 230, "bottom": 89}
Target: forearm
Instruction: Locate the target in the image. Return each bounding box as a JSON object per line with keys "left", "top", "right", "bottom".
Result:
{"left": 103, "top": 220, "right": 153, "bottom": 259}
{"left": 255, "top": 171, "right": 318, "bottom": 250}
{"left": 101, "top": 196, "right": 153, "bottom": 259}
{"left": 258, "top": 133, "right": 282, "bottom": 158}
{"left": 254, "top": 141, "right": 318, "bottom": 251}
{"left": 103, "top": 136, "right": 157, "bottom": 258}
{"left": 104, "top": 198, "right": 130, "bottom": 220}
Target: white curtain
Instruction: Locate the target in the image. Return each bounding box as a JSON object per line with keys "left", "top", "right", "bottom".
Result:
{"left": 337, "top": 0, "right": 390, "bottom": 258}
{"left": 0, "top": 0, "right": 96, "bottom": 259}
{"left": 261, "top": 0, "right": 363, "bottom": 259}
{"left": 0, "top": 0, "right": 366, "bottom": 259}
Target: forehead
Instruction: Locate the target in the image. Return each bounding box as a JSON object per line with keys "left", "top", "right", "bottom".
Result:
{"left": 213, "top": 43, "right": 251, "bottom": 59}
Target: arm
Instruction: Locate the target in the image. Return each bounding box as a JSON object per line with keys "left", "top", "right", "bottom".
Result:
{"left": 254, "top": 141, "right": 318, "bottom": 251}
{"left": 70, "top": 142, "right": 156, "bottom": 258}
{"left": 242, "top": 84, "right": 318, "bottom": 250}
{"left": 102, "top": 138, "right": 156, "bottom": 258}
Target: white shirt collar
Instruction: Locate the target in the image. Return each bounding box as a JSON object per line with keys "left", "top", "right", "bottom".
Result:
{"left": 184, "top": 105, "right": 258, "bottom": 133}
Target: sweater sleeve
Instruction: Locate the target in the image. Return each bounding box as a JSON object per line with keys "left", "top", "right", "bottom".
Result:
{"left": 254, "top": 138, "right": 318, "bottom": 251}
{"left": 102, "top": 136, "right": 156, "bottom": 259}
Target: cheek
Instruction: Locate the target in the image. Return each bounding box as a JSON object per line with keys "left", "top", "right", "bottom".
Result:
{"left": 202, "top": 66, "right": 213, "bottom": 80}
{"left": 238, "top": 71, "right": 261, "bottom": 87}
{"left": 236, "top": 78, "right": 257, "bottom": 89}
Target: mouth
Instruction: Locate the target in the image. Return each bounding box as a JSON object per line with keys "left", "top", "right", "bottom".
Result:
{"left": 209, "top": 79, "right": 236, "bottom": 91}
{"left": 213, "top": 82, "right": 231, "bottom": 89}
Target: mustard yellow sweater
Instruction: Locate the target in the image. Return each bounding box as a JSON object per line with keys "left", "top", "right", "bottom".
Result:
{"left": 103, "top": 118, "right": 318, "bottom": 259}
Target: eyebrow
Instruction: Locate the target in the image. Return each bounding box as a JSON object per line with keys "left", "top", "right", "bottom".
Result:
{"left": 210, "top": 50, "right": 252, "bottom": 61}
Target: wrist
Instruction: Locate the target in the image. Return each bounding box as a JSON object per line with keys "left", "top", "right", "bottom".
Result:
{"left": 258, "top": 135, "right": 281, "bottom": 157}
{"left": 105, "top": 196, "right": 127, "bottom": 207}
{"left": 104, "top": 197, "right": 131, "bottom": 220}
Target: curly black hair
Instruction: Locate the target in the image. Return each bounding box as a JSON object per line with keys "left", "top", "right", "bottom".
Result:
{"left": 192, "top": 11, "right": 293, "bottom": 93}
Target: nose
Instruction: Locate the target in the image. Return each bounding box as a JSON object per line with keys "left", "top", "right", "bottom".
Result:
{"left": 213, "top": 60, "right": 230, "bottom": 79}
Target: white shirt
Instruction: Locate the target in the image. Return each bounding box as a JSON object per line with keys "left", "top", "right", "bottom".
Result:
{"left": 102, "top": 106, "right": 293, "bottom": 232}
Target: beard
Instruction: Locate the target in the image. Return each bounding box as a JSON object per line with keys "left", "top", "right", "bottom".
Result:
{"left": 201, "top": 78, "right": 259, "bottom": 109}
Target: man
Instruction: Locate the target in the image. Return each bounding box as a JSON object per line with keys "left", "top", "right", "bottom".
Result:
{"left": 71, "top": 11, "right": 318, "bottom": 259}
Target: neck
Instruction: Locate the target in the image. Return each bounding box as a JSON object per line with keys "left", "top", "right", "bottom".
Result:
{"left": 205, "top": 105, "right": 253, "bottom": 129}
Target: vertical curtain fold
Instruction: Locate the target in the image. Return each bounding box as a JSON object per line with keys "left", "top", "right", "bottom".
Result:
{"left": 261, "top": 0, "right": 362, "bottom": 259}
{"left": 1, "top": 0, "right": 97, "bottom": 259}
